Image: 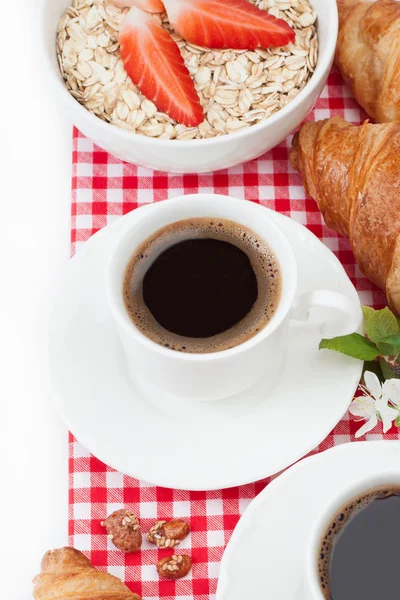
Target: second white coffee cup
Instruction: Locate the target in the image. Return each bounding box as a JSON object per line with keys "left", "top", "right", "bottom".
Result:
{"left": 304, "top": 470, "right": 400, "bottom": 599}
{"left": 107, "top": 194, "right": 362, "bottom": 400}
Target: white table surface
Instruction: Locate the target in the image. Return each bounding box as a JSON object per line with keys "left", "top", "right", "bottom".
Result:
{"left": 1, "top": 1, "right": 72, "bottom": 596}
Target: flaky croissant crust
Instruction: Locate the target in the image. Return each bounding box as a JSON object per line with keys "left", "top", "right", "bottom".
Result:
{"left": 33, "top": 547, "right": 141, "bottom": 600}
{"left": 290, "top": 116, "right": 400, "bottom": 313}
{"left": 336, "top": 0, "right": 400, "bottom": 122}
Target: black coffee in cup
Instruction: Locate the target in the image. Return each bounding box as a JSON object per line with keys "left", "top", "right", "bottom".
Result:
{"left": 318, "top": 486, "right": 400, "bottom": 599}
{"left": 123, "top": 217, "right": 281, "bottom": 353}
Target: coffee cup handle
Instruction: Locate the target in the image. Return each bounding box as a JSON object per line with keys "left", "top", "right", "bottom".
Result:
{"left": 290, "top": 290, "right": 363, "bottom": 337}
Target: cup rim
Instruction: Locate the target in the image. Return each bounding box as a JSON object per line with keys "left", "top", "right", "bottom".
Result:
{"left": 305, "top": 471, "right": 400, "bottom": 599}
{"left": 106, "top": 194, "right": 298, "bottom": 362}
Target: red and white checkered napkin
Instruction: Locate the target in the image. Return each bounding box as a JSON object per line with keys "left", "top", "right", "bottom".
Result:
{"left": 69, "top": 68, "right": 399, "bottom": 599}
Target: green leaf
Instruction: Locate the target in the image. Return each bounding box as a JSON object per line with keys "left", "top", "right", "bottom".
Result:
{"left": 319, "top": 333, "right": 380, "bottom": 361}
{"left": 379, "top": 357, "right": 400, "bottom": 381}
{"left": 396, "top": 414, "right": 400, "bottom": 427}
{"left": 377, "top": 341, "right": 398, "bottom": 357}
{"left": 380, "top": 334, "right": 400, "bottom": 350}
{"left": 362, "top": 306, "right": 375, "bottom": 326}
{"left": 362, "top": 306, "right": 399, "bottom": 344}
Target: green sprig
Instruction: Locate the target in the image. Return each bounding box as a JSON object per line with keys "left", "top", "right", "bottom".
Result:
{"left": 319, "top": 307, "right": 400, "bottom": 381}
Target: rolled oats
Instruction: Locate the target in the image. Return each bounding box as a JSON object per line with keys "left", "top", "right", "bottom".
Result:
{"left": 57, "top": 0, "right": 318, "bottom": 140}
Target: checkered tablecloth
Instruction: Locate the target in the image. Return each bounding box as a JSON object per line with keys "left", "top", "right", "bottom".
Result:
{"left": 69, "top": 68, "right": 399, "bottom": 599}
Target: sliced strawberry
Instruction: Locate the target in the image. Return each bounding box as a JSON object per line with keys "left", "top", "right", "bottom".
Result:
{"left": 163, "top": 0, "right": 295, "bottom": 49}
{"left": 111, "top": 0, "right": 165, "bottom": 13}
{"left": 119, "top": 7, "right": 204, "bottom": 126}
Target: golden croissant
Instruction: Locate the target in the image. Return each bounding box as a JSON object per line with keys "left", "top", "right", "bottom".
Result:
{"left": 290, "top": 116, "right": 400, "bottom": 313}
{"left": 33, "top": 547, "right": 142, "bottom": 600}
{"left": 335, "top": 0, "right": 400, "bottom": 122}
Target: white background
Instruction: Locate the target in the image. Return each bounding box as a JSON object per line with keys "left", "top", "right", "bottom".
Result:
{"left": 1, "top": 0, "right": 71, "bottom": 595}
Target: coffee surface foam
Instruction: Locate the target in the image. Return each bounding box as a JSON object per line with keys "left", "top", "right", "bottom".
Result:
{"left": 123, "top": 217, "right": 281, "bottom": 353}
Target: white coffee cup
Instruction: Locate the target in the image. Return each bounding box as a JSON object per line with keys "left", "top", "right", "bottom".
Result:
{"left": 107, "top": 194, "right": 362, "bottom": 400}
{"left": 304, "top": 470, "right": 400, "bottom": 599}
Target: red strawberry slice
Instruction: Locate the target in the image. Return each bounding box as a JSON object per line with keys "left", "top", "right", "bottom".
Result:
{"left": 163, "top": 0, "right": 295, "bottom": 49}
{"left": 112, "top": 0, "right": 165, "bottom": 13}
{"left": 119, "top": 6, "right": 204, "bottom": 126}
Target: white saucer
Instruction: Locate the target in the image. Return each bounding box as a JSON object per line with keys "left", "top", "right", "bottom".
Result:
{"left": 216, "top": 441, "right": 400, "bottom": 600}
{"left": 49, "top": 204, "right": 362, "bottom": 490}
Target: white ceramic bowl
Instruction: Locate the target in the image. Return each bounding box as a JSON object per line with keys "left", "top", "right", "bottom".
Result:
{"left": 41, "top": 0, "right": 337, "bottom": 173}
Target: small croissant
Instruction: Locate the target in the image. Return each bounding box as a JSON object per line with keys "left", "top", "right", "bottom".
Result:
{"left": 290, "top": 116, "right": 400, "bottom": 313}
{"left": 335, "top": 0, "right": 400, "bottom": 122}
{"left": 33, "top": 547, "right": 142, "bottom": 600}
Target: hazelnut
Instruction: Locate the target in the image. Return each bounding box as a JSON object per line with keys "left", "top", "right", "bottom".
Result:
{"left": 101, "top": 509, "right": 142, "bottom": 553}
{"left": 147, "top": 519, "right": 190, "bottom": 548}
{"left": 157, "top": 554, "right": 192, "bottom": 580}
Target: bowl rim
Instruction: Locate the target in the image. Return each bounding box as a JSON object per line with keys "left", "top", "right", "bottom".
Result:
{"left": 43, "top": 0, "right": 338, "bottom": 148}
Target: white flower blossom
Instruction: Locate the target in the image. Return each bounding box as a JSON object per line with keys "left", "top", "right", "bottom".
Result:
{"left": 384, "top": 378, "right": 400, "bottom": 410}
{"left": 349, "top": 371, "right": 399, "bottom": 438}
